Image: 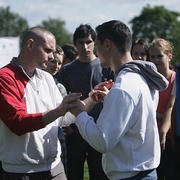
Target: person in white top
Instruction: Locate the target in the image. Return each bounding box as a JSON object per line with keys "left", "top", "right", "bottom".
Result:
{"left": 0, "top": 26, "right": 81, "bottom": 180}
{"left": 69, "top": 20, "right": 168, "bottom": 180}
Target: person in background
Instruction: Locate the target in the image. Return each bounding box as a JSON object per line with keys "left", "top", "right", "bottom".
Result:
{"left": 58, "top": 24, "right": 114, "bottom": 180}
{"left": 131, "top": 38, "right": 149, "bottom": 61}
{"left": 42, "top": 45, "right": 68, "bottom": 175}
{"left": 0, "top": 26, "right": 81, "bottom": 180}
{"left": 149, "top": 38, "right": 178, "bottom": 180}
{"left": 172, "top": 64, "right": 180, "bottom": 179}
{"left": 45, "top": 46, "right": 67, "bottom": 96}
{"left": 61, "top": 44, "right": 78, "bottom": 65}
{"left": 69, "top": 20, "right": 168, "bottom": 180}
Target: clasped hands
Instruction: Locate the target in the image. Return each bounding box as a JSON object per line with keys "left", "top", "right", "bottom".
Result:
{"left": 62, "top": 79, "right": 114, "bottom": 117}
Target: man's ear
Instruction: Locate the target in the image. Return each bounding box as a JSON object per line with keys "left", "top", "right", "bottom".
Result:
{"left": 27, "top": 38, "right": 34, "bottom": 49}
{"left": 104, "top": 39, "right": 111, "bottom": 51}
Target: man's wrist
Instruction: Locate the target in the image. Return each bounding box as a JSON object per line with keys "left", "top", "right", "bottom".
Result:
{"left": 74, "top": 110, "right": 84, "bottom": 117}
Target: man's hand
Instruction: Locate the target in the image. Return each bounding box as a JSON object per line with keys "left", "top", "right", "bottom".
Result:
{"left": 94, "top": 79, "right": 114, "bottom": 91}
{"left": 90, "top": 79, "right": 114, "bottom": 102}
{"left": 43, "top": 93, "right": 82, "bottom": 125}
{"left": 58, "top": 93, "right": 82, "bottom": 116}
{"left": 159, "top": 131, "right": 166, "bottom": 151}
{"left": 69, "top": 99, "right": 85, "bottom": 117}
{"left": 68, "top": 80, "right": 114, "bottom": 117}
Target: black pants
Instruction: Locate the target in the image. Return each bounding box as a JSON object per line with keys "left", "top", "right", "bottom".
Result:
{"left": 0, "top": 162, "right": 3, "bottom": 180}
{"left": 157, "top": 138, "right": 178, "bottom": 180}
{"left": 174, "top": 137, "right": 180, "bottom": 179}
{"left": 66, "top": 133, "right": 108, "bottom": 180}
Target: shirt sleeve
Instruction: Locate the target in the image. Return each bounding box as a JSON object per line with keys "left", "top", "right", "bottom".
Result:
{"left": 0, "top": 75, "right": 45, "bottom": 136}
{"left": 59, "top": 112, "right": 76, "bottom": 127}
{"left": 75, "top": 88, "right": 135, "bottom": 153}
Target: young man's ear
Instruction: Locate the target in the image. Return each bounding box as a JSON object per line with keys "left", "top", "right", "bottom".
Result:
{"left": 104, "top": 39, "right": 112, "bottom": 51}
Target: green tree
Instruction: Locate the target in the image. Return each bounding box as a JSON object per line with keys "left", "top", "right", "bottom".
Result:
{"left": 40, "top": 18, "right": 73, "bottom": 46}
{"left": 129, "top": 5, "right": 180, "bottom": 64}
{"left": 0, "top": 6, "right": 29, "bottom": 37}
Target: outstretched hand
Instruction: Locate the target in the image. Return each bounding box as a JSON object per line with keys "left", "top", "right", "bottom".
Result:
{"left": 69, "top": 99, "right": 86, "bottom": 117}
{"left": 58, "top": 93, "right": 82, "bottom": 116}
{"left": 94, "top": 79, "right": 114, "bottom": 91}
{"left": 68, "top": 80, "right": 114, "bottom": 117}
{"left": 90, "top": 79, "right": 114, "bottom": 102}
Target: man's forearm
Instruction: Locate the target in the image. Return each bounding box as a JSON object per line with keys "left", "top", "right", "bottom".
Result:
{"left": 42, "top": 106, "right": 65, "bottom": 125}
{"left": 83, "top": 97, "right": 97, "bottom": 112}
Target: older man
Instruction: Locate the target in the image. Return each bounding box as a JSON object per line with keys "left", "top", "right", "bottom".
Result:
{"left": 0, "top": 26, "right": 81, "bottom": 180}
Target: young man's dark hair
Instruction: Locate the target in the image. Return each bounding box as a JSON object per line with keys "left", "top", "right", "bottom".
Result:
{"left": 61, "top": 44, "right": 78, "bottom": 62}
{"left": 73, "top": 24, "right": 96, "bottom": 45}
{"left": 96, "top": 20, "right": 132, "bottom": 54}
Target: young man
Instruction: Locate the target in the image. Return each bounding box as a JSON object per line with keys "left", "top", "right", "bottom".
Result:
{"left": 57, "top": 24, "right": 114, "bottom": 180}
{"left": 69, "top": 20, "right": 169, "bottom": 180}
{"left": 0, "top": 26, "right": 81, "bottom": 180}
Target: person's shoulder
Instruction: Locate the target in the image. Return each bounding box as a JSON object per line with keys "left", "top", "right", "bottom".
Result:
{"left": 67, "top": 59, "right": 80, "bottom": 66}
{"left": 36, "top": 68, "right": 49, "bottom": 75}
{"left": 36, "top": 68, "right": 54, "bottom": 81}
{"left": 92, "top": 57, "right": 100, "bottom": 63}
{"left": 0, "top": 63, "right": 17, "bottom": 77}
{"left": 62, "top": 60, "right": 80, "bottom": 71}
{"left": 170, "top": 70, "right": 176, "bottom": 82}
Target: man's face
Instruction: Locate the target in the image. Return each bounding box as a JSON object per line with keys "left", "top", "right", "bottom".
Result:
{"left": 95, "top": 39, "right": 109, "bottom": 68}
{"left": 75, "top": 35, "right": 95, "bottom": 59}
{"left": 33, "top": 33, "right": 56, "bottom": 69}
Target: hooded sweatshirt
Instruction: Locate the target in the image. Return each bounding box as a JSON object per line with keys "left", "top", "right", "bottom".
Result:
{"left": 117, "top": 60, "right": 168, "bottom": 91}
{"left": 75, "top": 60, "right": 168, "bottom": 180}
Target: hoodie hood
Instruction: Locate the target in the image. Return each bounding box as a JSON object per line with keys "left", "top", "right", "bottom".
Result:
{"left": 116, "top": 60, "right": 169, "bottom": 91}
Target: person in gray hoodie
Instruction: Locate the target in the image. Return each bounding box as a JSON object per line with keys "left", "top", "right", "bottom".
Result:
{"left": 69, "top": 20, "right": 168, "bottom": 180}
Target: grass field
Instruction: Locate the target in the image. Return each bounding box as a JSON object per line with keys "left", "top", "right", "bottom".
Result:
{"left": 84, "top": 161, "right": 89, "bottom": 180}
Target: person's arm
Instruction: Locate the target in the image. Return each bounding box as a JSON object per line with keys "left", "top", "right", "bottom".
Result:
{"left": 159, "top": 95, "right": 175, "bottom": 150}
{"left": 43, "top": 93, "right": 82, "bottom": 125}
{"left": 70, "top": 79, "right": 114, "bottom": 117}
{"left": 74, "top": 89, "right": 134, "bottom": 153}
{"left": 0, "top": 74, "right": 81, "bottom": 135}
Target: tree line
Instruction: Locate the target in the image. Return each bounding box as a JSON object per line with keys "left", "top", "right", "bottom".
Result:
{"left": 0, "top": 5, "right": 180, "bottom": 64}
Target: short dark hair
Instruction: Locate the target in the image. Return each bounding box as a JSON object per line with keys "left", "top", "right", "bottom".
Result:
{"left": 73, "top": 24, "right": 96, "bottom": 45}
{"left": 95, "top": 20, "right": 132, "bottom": 54}
{"left": 132, "top": 38, "right": 149, "bottom": 54}
{"left": 61, "top": 44, "right": 78, "bottom": 61}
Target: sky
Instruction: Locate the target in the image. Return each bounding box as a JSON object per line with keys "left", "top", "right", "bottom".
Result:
{"left": 0, "top": 0, "right": 179, "bottom": 33}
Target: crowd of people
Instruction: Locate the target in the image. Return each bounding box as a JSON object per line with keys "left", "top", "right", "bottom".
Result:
{"left": 0, "top": 19, "right": 179, "bottom": 180}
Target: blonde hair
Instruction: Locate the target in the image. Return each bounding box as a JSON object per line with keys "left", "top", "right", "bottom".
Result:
{"left": 149, "top": 38, "right": 173, "bottom": 56}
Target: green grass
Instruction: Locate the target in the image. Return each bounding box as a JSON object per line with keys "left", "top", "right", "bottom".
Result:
{"left": 84, "top": 160, "right": 89, "bottom": 180}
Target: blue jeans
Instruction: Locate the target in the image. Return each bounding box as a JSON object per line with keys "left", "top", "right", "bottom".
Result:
{"left": 120, "top": 169, "right": 157, "bottom": 180}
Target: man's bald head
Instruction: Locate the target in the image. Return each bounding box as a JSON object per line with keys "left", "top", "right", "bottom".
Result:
{"left": 21, "top": 26, "right": 55, "bottom": 47}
